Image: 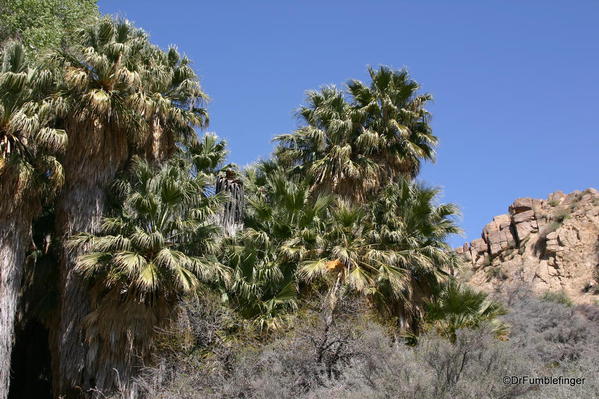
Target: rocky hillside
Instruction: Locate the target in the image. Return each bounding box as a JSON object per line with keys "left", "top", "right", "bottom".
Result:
{"left": 457, "top": 188, "right": 599, "bottom": 303}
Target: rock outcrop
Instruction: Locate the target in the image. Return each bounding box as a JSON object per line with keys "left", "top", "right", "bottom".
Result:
{"left": 456, "top": 188, "right": 599, "bottom": 304}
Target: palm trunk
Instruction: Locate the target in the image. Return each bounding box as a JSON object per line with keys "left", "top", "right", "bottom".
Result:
{"left": 0, "top": 213, "right": 30, "bottom": 399}
{"left": 324, "top": 273, "right": 342, "bottom": 328}
{"left": 215, "top": 173, "right": 244, "bottom": 236}
{"left": 53, "top": 120, "right": 129, "bottom": 398}
{"left": 53, "top": 182, "right": 105, "bottom": 398}
{"left": 144, "top": 117, "right": 174, "bottom": 164}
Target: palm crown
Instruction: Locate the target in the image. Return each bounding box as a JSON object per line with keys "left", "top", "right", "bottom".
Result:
{"left": 55, "top": 17, "right": 209, "bottom": 170}
{"left": 348, "top": 66, "right": 437, "bottom": 179}
{"left": 425, "top": 280, "right": 508, "bottom": 343}
{"left": 70, "top": 157, "right": 228, "bottom": 304}
{"left": 0, "top": 41, "right": 65, "bottom": 210}
{"left": 275, "top": 66, "right": 437, "bottom": 202}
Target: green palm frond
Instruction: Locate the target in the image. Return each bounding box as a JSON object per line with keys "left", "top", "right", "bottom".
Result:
{"left": 113, "top": 251, "right": 148, "bottom": 276}
{"left": 137, "top": 261, "right": 159, "bottom": 291}
{"left": 426, "top": 280, "right": 508, "bottom": 343}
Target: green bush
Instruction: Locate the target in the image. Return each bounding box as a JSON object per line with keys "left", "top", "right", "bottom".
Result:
{"left": 540, "top": 290, "right": 573, "bottom": 307}
{"left": 486, "top": 266, "right": 508, "bottom": 281}
{"left": 553, "top": 208, "right": 571, "bottom": 223}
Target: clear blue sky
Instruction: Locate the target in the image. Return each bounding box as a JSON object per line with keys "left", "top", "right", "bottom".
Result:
{"left": 99, "top": 1, "right": 598, "bottom": 246}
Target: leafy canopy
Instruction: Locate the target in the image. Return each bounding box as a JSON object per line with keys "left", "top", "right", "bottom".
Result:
{"left": 299, "top": 180, "right": 460, "bottom": 332}
{"left": 0, "top": 0, "right": 99, "bottom": 51}
{"left": 70, "top": 156, "right": 228, "bottom": 302}
{"left": 221, "top": 163, "right": 330, "bottom": 330}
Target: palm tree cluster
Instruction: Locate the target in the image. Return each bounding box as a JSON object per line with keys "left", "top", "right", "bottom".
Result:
{"left": 67, "top": 157, "right": 228, "bottom": 393}
{"left": 0, "top": 16, "right": 214, "bottom": 399}
{"left": 299, "top": 181, "right": 460, "bottom": 333}
{"left": 221, "top": 164, "right": 331, "bottom": 330}
{"left": 0, "top": 11, "right": 506, "bottom": 399}
{"left": 227, "top": 67, "right": 459, "bottom": 333}
{"left": 51, "top": 18, "right": 210, "bottom": 397}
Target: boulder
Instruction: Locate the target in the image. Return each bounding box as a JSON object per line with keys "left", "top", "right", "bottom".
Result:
{"left": 471, "top": 238, "right": 487, "bottom": 254}
{"left": 585, "top": 188, "right": 599, "bottom": 196}
{"left": 515, "top": 222, "right": 535, "bottom": 242}
{"left": 509, "top": 198, "right": 534, "bottom": 214}
{"left": 512, "top": 209, "right": 535, "bottom": 224}
{"left": 482, "top": 214, "right": 517, "bottom": 256}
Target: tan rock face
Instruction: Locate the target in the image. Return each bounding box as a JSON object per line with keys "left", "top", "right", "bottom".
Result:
{"left": 456, "top": 188, "right": 599, "bottom": 304}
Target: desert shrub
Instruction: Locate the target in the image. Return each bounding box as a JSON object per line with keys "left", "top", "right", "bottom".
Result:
{"left": 575, "top": 303, "right": 599, "bottom": 323}
{"left": 128, "top": 312, "right": 367, "bottom": 399}
{"left": 110, "top": 290, "right": 599, "bottom": 399}
{"left": 132, "top": 323, "right": 538, "bottom": 399}
{"left": 552, "top": 208, "right": 571, "bottom": 223}
{"left": 503, "top": 293, "right": 599, "bottom": 365}
{"left": 335, "top": 327, "right": 536, "bottom": 399}
{"left": 486, "top": 266, "right": 508, "bottom": 281}
{"left": 459, "top": 267, "right": 475, "bottom": 282}
{"left": 541, "top": 290, "right": 573, "bottom": 307}
{"left": 539, "top": 221, "right": 562, "bottom": 239}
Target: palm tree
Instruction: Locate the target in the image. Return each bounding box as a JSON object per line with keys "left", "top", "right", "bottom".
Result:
{"left": 348, "top": 65, "right": 437, "bottom": 179}
{"left": 141, "top": 45, "right": 209, "bottom": 163}
{"left": 275, "top": 86, "right": 379, "bottom": 202}
{"left": 222, "top": 163, "right": 330, "bottom": 330}
{"left": 215, "top": 168, "right": 245, "bottom": 236}
{"left": 186, "top": 133, "right": 246, "bottom": 237}
{"left": 275, "top": 66, "right": 436, "bottom": 202}
{"left": 50, "top": 17, "right": 208, "bottom": 396}
{"left": 188, "top": 133, "right": 228, "bottom": 177}
{"left": 68, "top": 157, "right": 228, "bottom": 396}
{"left": 0, "top": 41, "right": 64, "bottom": 399}
{"left": 299, "top": 179, "right": 460, "bottom": 333}
{"left": 425, "top": 280, "right": 508, "bottom": 343}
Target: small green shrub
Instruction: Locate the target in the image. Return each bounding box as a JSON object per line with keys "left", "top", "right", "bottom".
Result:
{"left": 539, "top": 221, "right": 562, "bottom": 240}
{"left": 541, "top": 290, "right": 573, "bottom": 307}
{"left": 552, "top": 207, "right": 570, "bottom": 223}
{"left": 485, "top": 266, "right": 507, "bottom": 281}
